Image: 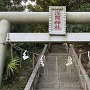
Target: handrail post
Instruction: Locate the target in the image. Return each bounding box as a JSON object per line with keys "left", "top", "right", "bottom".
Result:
{"left": 78, "top": 54, "right": 83, "bottom": 88}
{"left": 46, "top": 43, "right": 51, "bottom": 53}
{"left": 33, "top": 53, "right": 35, "bottom": 69}
{"left": 63, "top": 43, "right": 69, "bottom": 53}
{"left": 78, "top": 54, "right": 82, "bottom": 76}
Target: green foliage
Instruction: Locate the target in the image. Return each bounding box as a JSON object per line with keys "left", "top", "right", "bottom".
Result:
{"left": 11, "top": 24, "right": 48, "bottom": 33}
{"left": 1, "top": 0, "right": 90, "bottom": 80}
{"left": 3, "top": 48, "right": 21, "bottom": 79}
{"left": 0, "top": 0, "right": 24, "bottom": 11}
{"left": 7, "top": 58, "right": 20, "bottom": 77}
{"left": 88, "top": 74, "right": 90, "bottom": 78}
{"left": 1, "top": 0, "right": 89, "bottom": 33}
{"left": 0, "top": 0, "right": 7, "bottom": 11}
{"left": 67, "top": 24, "right": 90, "bottom": 33}
{"left": 1, "top": 0, "right": 90, "bottom": 89}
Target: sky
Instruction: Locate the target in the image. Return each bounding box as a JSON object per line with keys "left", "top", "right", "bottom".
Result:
{"left": 10, "top": 0, "right": 36, "bottom": 12}
{"left": 21, "top": 0, "right": 36, "bottom": 6}
{"left": 21, "top": 0, "right": 36, "bottom": 12}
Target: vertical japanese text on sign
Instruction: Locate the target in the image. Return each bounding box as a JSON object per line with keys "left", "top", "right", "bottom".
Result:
{"left": 49, "top": 6, "right": 66, "bottom": 35}
{"left": 54, "top": 10, "right": 61, "bottom": 30}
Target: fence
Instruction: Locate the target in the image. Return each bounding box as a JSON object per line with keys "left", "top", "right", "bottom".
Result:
{"left": 24, "top": 44, "right": 49, "bottom": 90}
{"left": 68, "top": 44, "right": 90, "bottom": 90}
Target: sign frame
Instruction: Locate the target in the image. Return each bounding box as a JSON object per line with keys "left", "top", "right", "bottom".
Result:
{"left": 49, "top": 6, "right": 66, "bottom": 35}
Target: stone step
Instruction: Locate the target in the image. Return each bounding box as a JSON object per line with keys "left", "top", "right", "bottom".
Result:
{"left": 47, "top": 53, "right": 69, "bottom": 56}
{"left": 36, "top": 82, "right": 82, "bottom": 89}
{"left": 38, "top": 77, "right": 60, "bottom": 83}
{"left": 46, "top": 57, "right": 68, "bottom": 60}
{"left": 36, "top": 44, "right": 83, "bottom": 90}
{"left": 36, "top": 88, "right": 83, "bottom": 90}
{"left": 51, "top": 45, "right": 67, "bottom": 53}
{"left": 39, "top": 78, "right": 79, "bottom": 84}
{"left": 41, "top": 71, "right": 78, "bottom": 77}
{"left": 39, "top": 76, "right": 79, "bottom": 83}
{"left": 42, "top": 70, "right": 78, "bottom": 77}
{"left": 43, "top": 67, "right": 67, "bottom": 72}
{"left": 50, "top": 44, "right": 67, "bottom": 52}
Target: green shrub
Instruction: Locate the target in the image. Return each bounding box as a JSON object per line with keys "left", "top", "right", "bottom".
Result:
{"left": 4, "top": 49, "right": 21, "bottom": 78}
{"left": 7, "top": 58, "right": 20, "bottom": 77}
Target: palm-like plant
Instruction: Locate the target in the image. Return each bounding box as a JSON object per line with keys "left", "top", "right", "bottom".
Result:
{"left": 4, "top": 49, "right": 20, "bottom": 76}
{"left": 7, "top": 58, "right": 20, "bottom": 77}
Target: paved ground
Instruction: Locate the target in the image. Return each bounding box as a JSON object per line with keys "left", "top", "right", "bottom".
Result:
{"left": 36, "top": 44, "right": 83, "bottom": 90}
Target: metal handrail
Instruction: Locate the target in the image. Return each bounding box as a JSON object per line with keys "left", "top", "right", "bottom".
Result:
{"left": 24, "top": 44, "right": 48, "bottom": 90}
{"left": 79, "top": 51, "right": 88, "bottom": 55}
{"left": 69, "top": 44, "right": 90, "bottom": 90}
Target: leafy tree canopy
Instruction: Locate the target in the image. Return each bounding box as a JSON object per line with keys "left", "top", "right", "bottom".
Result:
{"left": 0, "top": 0, "right": 90, "bottom": 33}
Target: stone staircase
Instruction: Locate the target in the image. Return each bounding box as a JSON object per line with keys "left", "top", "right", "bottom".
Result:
{"left": 36, "top": 44, "right": 83, "bottom": 90}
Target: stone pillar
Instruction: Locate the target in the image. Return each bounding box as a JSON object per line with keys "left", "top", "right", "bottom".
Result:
{"left": 0, "top": 19, "right": 10, "bottom": 86}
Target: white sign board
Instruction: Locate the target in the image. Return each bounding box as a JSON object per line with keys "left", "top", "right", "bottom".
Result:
{"left": 49, "top": 6, "right": 66, "bottom": 35}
